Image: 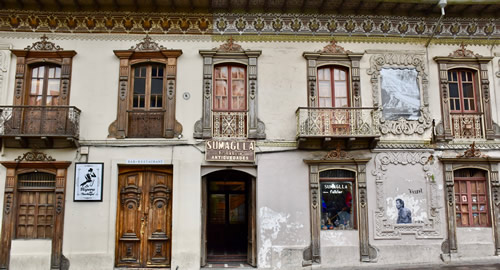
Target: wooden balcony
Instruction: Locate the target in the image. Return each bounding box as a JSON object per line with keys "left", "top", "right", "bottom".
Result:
{"left": 213, "top": 111, "right": 247, "bottom": 138}
{"left": 296, "top": 107, "right": 380, "bottom": 150}
{"left": 0, "top": 106, "right": 80, "bottom": 148}
{"left": 127, "top": 110, "right": 165, "bottom": 138}
{"left": 451, "top": 113, "right": 484, "bottom": 140}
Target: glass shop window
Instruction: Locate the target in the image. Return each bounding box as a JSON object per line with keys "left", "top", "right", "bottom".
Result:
{"left": 320, "top": 169, "right": 355, "bottom": 230}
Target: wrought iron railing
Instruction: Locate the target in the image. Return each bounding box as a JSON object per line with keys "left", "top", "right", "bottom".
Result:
{"left": 127, "top": 110, "right": 165, "bottom": 138}
{"left": 0, "top": 106, "right": 80, "bottom": 138}
{"left": 451, "top": 113, "right": 484, "bottom": 140}
{"left": 213, "top": 111, "right": 247, "bottom": 138}
{"left": 296, "top": 107, "right": 380, "bottom": 137}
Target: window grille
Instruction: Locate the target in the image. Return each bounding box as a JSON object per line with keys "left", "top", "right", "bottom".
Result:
{"left": 18, "top": 172, "right": 56, "bottom": 188}
{"left": 320, "top": 169, "right": 355, "bottom": 178}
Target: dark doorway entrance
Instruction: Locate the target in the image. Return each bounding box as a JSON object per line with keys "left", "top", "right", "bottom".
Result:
{"left": 202, "top": 169, "right": 256, "bottom": 266}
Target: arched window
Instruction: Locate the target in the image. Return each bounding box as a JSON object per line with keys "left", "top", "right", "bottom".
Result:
{"left": 317, "top": 66, "right": 350, "bottom": 108}
{"left": 319, "top": 169, "right": 356, "bottom": 230}
{"left": 213, "top": 64, "right": 247, "bottom": 112}
{"left": 448, "top": 69, "right": 478, "bottom": 113}
{"left": 454, "top": 168, "right": 490, "bottom": 227}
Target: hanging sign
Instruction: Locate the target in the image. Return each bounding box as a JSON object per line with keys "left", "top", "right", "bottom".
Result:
{"left": 205, "top": 140, "right": 255, "bottom": 162}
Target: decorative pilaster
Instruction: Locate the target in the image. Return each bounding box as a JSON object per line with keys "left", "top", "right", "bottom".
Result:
{"left": 357, "top": 162, "right": 373, "bottom": 262}
{"left": 489, "top": 164, "right": 500, "bottom": 255}
{"left": 0, "top": 169, "right": 16, "bottom": 270}
{"left": 51, "top": 168, "right": 67, "bottom": 270}
{"left": 443, "top": 163, "right": 458, "bottom": 255}
{"left": 309, "top": 164, "right": 321, "bottom": 264}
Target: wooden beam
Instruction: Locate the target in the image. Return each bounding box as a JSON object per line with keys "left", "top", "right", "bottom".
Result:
{"left": 71, "top": 0, "right": 80, "bottom": 11}
{"left": 41, "top": 136, "right": 53, "bottom": 149}
{"left": 34, "top": 0, "right": 43, "bottom": 10}
{"left": 245, "top": 0, "right": 250, "bottom": 12}
{"left": 54, "top": 0, "right": 63, "bottom": 10}
{"left": 338, "top": 0, "right": 345, "bottom": 14}
{"left": 112, "top": 0, "right": 119, "bottom": 11}
{"left": 151, "top": 0, "right": 158, "bottom": 11}
{"left": 92, "top": 0, "right": 100, "bottom": 11}
{"left": 0, "top": 0, "right": 5, "bottom": 9}
{"left": 391, "top": 2, "right": 400, "bottom": 15}
{"left": 374, "top": 1, "right": 384, "bottom": 12}
{"left": 355, "top": 0, "right": 365, "bottom": 14}
{"left": 301, "top": 0, "right": 307, "bottom": 12}
{"left": 281, "top": 0, "right": 288, "bottom": 12}
{"left": 16, "top": 0, "right": 24, "bottom": 9}
{"left": 170, "top": 0, "right": 176, "bottom": 11}
{"left": 318, "top": 0, "right": 327, "bottom": 13}
{"left": 134, "top": 0, "right": 139, "bottom": 11}
{"left": 14, "top": 137, "right": 27, "bottom": 148}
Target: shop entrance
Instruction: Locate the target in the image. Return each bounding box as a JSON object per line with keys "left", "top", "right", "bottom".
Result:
{"left": 201, "top": 170, "right": 256, "bottom": 266}
{"left": 115, "top": 166, "right": 172, "bottom": 268}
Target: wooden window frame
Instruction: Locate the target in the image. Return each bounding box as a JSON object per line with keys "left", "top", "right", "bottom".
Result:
{"left": 213, "top": 64, "right": 247, "bottom": 112}
{"left": 319, "top": 172, "right": 357, "bottom": 230}
{"left": 11, "top": 49, "right": 75, "bottom": 107}
{"left": 109, "top": 38, "right": 182, "bottom": 139}
{"left": 454, "top": 169, "right": 490, "bottom": 227}
{"left": 195, "top": 40, "right": 265, "bottom": 139}
{"left": 434, "top": 52, "right": 498, "bottom": 140}
{"left": 0, "top": 156, "right": 71, "bottom": 270}
{"left": 317, "top": 66, "right": 351, "bottom": 108}
{"left": 448, "top": 69, "right": 479, "bottom": 114}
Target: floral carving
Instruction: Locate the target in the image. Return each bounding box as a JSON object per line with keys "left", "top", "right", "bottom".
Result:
{"left": 448, "top": 43, "right": 481, "bottom": 58}
{"left": 318, "top": 40, "right": 351, "bottom": 54}
{"left": 130, "top": 35, "right": 165, "bottom": 51}
{"left": 15, "top": 149, "right": 56, "bottom": 162}
{"left": 24, "top": 35, "right": 62, "bottom": 51}
{"left": 322, "top": 143, "right": 351, "bottom": 160}
{"left": 457, "top": 142, "right": 487, "bottom": 158}
{"left": 215, "top": 37, "right": 244, "bottom": 52}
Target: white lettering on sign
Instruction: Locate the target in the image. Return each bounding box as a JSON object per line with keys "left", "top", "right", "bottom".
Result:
{"left": 126, "top": 159, "right": 165, "bottom": 164}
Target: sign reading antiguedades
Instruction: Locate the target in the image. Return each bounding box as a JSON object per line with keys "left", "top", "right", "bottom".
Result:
{"left": 206, "top": 140, "right": 255, "bottom": 162}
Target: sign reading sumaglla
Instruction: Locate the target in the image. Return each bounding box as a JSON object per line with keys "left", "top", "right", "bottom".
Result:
{"left": 206, "top": 140, "right": 255, "bottom": 162}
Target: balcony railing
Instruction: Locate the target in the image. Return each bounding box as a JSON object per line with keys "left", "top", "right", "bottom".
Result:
{"left": 296, "top": 107, "right": 379, "bottom": 138}
{"left": 451, "top": 113, "right": 484, "bottom": 140}
{"left": 127, "top": 110, "right": 165, "bottom": 138}
{"left": 213, "top": 111, "right": 247, "bottom": 138}
{"left": 0, "top": 106, "right": 80, "bottom": 138}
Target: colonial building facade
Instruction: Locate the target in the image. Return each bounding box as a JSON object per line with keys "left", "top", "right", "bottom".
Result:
{"left": 0, "top": 1, "right": 499, "bottom": 269}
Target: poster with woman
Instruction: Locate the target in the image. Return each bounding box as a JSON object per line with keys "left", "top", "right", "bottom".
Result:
{"left": 74, "top": 163, "right": 104, "bottom": 201}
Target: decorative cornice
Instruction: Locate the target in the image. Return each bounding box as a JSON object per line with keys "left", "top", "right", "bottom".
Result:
{"left": 214, "top": 36, "right": 243, "bottom": 52}
{"left": 318, "top": 40, "right": 351, "bottom": 54}
{"left": 15, "top": 150, "right": 56, "bottom": 162}
{"left": 0, "top": 11, "right": 498, "bottom": 41}
{"left": 448, "top": 43, "right": 481, "bottom": 58}
{"left": 24, "top": 34, "right": 62, "bottom": 51}
{"left": 130, "top": 35, "right": 165, "bottom": 51}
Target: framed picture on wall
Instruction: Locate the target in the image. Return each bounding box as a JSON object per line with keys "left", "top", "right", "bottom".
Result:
{"left": 74, "top": 163, "right": 104, "bottom": 202}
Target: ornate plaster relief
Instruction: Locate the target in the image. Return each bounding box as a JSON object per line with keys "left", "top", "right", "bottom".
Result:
{"left": 372, "top": 152, "right": 442, "bottom": 239}
{"left": 367, "top": 52, "right": 432, "bottom": 136}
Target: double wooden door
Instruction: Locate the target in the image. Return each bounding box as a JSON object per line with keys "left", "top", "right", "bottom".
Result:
{"left": 115, "top": 166, "right": 172, "bottom": 268}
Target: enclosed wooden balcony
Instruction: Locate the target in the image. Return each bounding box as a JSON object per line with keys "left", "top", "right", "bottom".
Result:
{"left": 0, "top": 106, "right": 80, "bottom": 148}
{"left": 296, "top": 107, "right": 380, "bottom": 150}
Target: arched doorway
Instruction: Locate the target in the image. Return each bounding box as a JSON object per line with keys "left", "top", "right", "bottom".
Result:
{"left": 201, "top": 169, "right": 256, "bottom": 267}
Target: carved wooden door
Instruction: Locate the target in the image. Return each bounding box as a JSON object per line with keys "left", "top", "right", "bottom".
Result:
{"left": 115, "top": 167, "right": 172, "bottom": 268}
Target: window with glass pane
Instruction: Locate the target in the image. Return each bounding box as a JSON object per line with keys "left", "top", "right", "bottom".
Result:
{"left": 132, "top": 64, "right": 165, "bottom": 109}
{"left": 317, "top": 66, "right": 349, "bottom": 108}
{"left": 454, "top": 169, "right": 490, "bottom": 227}
{"left": 29, "top": 65, "right": 61, "bottom": 106}
{"left": 213, "top": 65, "right": 246, "bottom": 111}
{"left": 448, "top": 69, "right": 477, "bottom": 113}
{"left": 320, "top": 169, "right": 355, "bottom": 230}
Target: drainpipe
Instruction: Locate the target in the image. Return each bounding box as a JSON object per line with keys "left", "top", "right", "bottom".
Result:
{"left": 425, "top": 0, "right": 447, "bottom": 47}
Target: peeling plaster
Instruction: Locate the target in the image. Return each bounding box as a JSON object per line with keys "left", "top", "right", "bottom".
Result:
{"left": 258, "top": 207, "right": 305, "bottom": 268}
